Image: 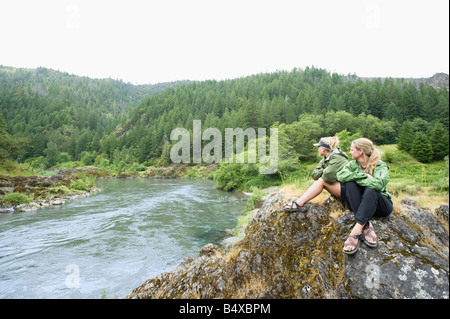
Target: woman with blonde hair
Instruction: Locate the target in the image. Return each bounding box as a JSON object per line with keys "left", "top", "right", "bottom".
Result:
{"left": 337, "top": 138, "right": 393, "bottom": 255}
{"left": 283, "top": 136, "right": 348, "bottom": 212}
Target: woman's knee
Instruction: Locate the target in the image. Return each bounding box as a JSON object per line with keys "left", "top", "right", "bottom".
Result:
{"left": 316, "top": 177, "right": 325, "bottom": 184}
{"left": 322, "top": 179, "right": 341, "bottom": 197}
{"left": 344, "top": 181, "right": 360, "bottom": 194}
{"left": 362, "top": 187, "right": 378, "bottom": 200}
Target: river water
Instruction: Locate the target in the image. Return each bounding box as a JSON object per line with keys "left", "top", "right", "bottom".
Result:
{"left": 0, "top": 178, "right": 248, "bottom": 299}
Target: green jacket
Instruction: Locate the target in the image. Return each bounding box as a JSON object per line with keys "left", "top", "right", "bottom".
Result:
{"left": 311, "top": 148, "right": 349, "bottom": 183}
{"left": 336, "top": 160, "right": 392, "bottom": 200}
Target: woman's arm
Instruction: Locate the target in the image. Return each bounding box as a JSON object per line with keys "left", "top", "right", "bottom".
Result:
{"left": 356, "top": 163, "right": 390, "bottom": 192}
{"left": 336, "top": 160, "right": 367, "bottom": 183}
{"left": 310, "top": 158, "right": 325, "bottom": 180}
{"left": 322, "top": 156, "right": 348, "bottom": 183}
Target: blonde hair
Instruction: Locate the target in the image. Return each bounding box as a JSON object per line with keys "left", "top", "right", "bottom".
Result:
{"left": 352, "top": 138, "right": 380, "bottom": 175}
{"left": 320, "top": 136, "right": 340, "bottom": 151}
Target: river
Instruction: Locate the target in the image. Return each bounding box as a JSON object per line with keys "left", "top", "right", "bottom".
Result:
{"left": 0, "top": 178, "right": 248, "bottom": 299}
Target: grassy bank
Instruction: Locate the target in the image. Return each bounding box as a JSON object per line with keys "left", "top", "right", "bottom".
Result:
{"left": 0, "top": 161, "right": 99, "bottom": 210}
{"left": 0, "top": 159, "right": 36, "bottom": 177}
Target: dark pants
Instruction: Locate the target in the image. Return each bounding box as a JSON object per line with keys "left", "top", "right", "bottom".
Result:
{"left": 340, "top": 182, "right": 393, "bottom": 225}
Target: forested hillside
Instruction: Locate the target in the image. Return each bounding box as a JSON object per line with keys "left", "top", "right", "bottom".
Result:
{"left": 1, "top": 65, "right": 448, "bottom": 173}
{"left": 0, "top": 65, "right": 187, "bottom": 166}
{"left": 105, "top": 67, "right": 449, "bottom": 169}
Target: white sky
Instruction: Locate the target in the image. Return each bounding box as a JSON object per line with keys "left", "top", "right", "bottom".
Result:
{"left": 1, "top": 0, "right": 449, "bottom": 84}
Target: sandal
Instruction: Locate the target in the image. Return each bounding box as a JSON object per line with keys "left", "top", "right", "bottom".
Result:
{"left": 343, "top": 233, "right": 362, "bottom": 255}
{"left": 362, "top": 222, "right": 378, "bottom": 248}
{"left": 283, "top": 201, "right": 306, "bottom": 213}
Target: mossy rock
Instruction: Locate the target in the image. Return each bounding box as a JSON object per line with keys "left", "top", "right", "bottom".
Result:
{"left": 126, "top": 192, "right": 449, "bottom": 299}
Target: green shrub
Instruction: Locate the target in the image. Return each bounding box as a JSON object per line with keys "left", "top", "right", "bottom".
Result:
{"left": 70, "top": 180, "right": 88, "bottom": 191}
{"left": 213, "top": 163, "right": 246, "bottom": 191}
{"left": 128, "top": 162, "right": 147, "bottom": 172}
{"left": 70, "top": 172, "right": 95, "bottom": 191}
{"left": 243, "top": 174, "right": 282, "bottom": 191}
{"left": 432, "top": 156, "right": 449, "bottom": 192}
{"left": 382, "top": 148, "right": 411, "bottom": 164}
{"left": 245, "top": 187, "right": 265, "bottom": 211}
{"left": 1, "top": 192, "right": 32, "bottom": 206}
{"left": 80, "top": 151, "right": 96, "bottom": 166}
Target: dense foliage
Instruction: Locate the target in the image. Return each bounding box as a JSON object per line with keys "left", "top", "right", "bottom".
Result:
{"left": 1, "top": 65, "right": 448, "bottom": 174}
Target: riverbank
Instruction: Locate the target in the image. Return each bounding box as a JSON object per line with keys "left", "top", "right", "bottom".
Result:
{"left": 112, "top": 164, "right": 217, "bottom": 179}
{"left": 0, "top": 167, "right": 103, "bottom": 213}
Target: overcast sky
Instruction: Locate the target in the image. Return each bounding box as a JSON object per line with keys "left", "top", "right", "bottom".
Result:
{"left": 1, "top": 0, "right": 448, "bottom": 84}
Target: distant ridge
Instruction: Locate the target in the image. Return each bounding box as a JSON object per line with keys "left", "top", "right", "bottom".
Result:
{"left": 1, "top": 64, "right": 447, "bottom": 90}
{"left": 358, "top": 72, "right": 449, "bottom": 91}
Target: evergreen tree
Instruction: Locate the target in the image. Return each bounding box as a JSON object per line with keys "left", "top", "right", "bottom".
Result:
{"left": 0, "top": 111, "right": 12, "bottom": 159}
{"left": 328, "top": 94, "right": 338, "bottom": 112}
{"left": 156, "top": 139, "right": 172, "bottom": 167}
{"left": 0, "top": 111, "right": 6, "bottom": 133}
{"left": 76, "top": 132, "right": 91, "bottom": 159}
{"left": 421, "top": 85, "right": 438, "bottom": 122}
{"left": 380, "top": 119, "right": 398, "bottom": 145}
{"left": 400, "top": 83, "right": 422, "bottom": 120}
{"left": 361, "top": 93, "right": 369, "bottom": 115}
{"left": 312, "top": 96, "right": 322, "bottom": 115}
{"left": 398, "top": 121, "right": 415, "bottom": 153}
{"left": 411, "top": 132, "right": 432, "bottom": 163}
{"left": 436, "top": 94, "right": 449, "bottom": 129}
{"left": 430, "top": 122, "right": 449, "bottom": 161}
{"left": 384, "top": 102, "right": 402, "bottom": 121}
{"left": 45, "top": 141, "right": 59, "bottom": 168}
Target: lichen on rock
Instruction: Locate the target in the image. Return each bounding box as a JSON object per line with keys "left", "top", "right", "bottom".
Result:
{"left": 126, "top": 191, "right": 449, "bottom": 299}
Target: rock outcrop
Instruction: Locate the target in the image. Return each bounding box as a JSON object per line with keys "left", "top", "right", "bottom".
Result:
{"left": 126, "top": 192, "right": 449, "bottom": 299}
{"left": 425, "top": 73, "right": 449, "bottom": 90}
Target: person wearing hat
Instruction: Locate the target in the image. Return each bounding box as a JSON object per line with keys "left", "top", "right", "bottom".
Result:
{"left": 283, "top": 136, "right": 348, "bottom": 213}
